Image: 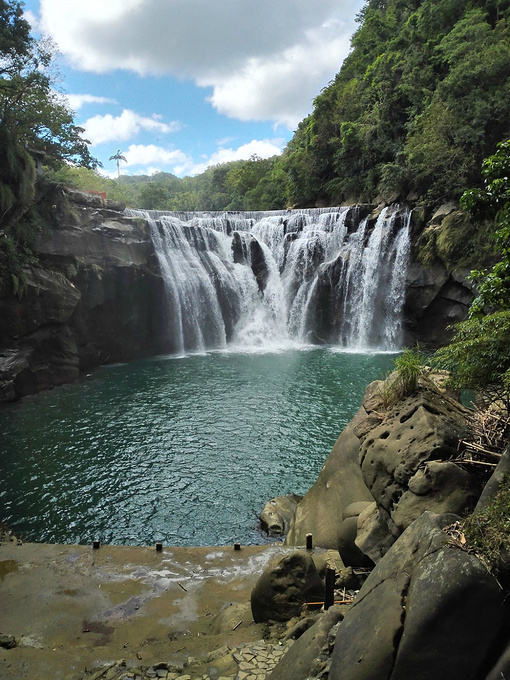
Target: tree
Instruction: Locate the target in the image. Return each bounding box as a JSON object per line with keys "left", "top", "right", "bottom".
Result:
{"left": 0, "top": 0, "right": 98, "bottom": 292}
{"left": 0, "top": 0, "right": 31, "bottom": 77}
{"left": 434, "top": 311, "right": 510, "bottom": 411}
{"left": 138, "top": 182, "right": 169, "bottom": 210}
{"left": 109, "top": 149, "right": 127, "bottom": 178}
{"left": 269, "top": 0, "right": 510, "bottom": 206}
{"left": 435, "top": 139, "right": 510, "bottom": 411}
{"left": 461, "top": 139, "right": 510, "bottom": 316}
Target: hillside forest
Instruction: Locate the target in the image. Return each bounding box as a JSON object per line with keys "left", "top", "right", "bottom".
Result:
{"left": 54, "top": 0, "right": 510, "bottom": 211}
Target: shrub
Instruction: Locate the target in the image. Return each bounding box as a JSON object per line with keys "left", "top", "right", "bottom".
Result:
{"left": 463, "top": 476, "right": 510, "bottom": 575}
{"left": 379, "top": 347, "right": 425, "bottom": 408}
{"left": 434, "top": 311, "right": 510, "bottom": 413}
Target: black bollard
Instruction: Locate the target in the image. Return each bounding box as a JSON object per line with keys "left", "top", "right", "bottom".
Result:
{"left": 324, "top": 567, "right": 336, "bottom": 610}
{"left": 234, "top": 543, "right": 241, "bottom": 551}
{"left": 155, "top": 542, "right": 163, "bottom": 552}
{"left": 306, "top": 533, "right": 313, "bottom": 550}
{"left": 92, "top": 540, "right": 100, "bottom": 550}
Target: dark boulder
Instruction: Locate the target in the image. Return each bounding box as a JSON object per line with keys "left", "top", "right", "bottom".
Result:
{"left": 338, "top": 515, "right": 374, "bottom": 569}
{"left": 0, "top": 200, "right": 165, "bottom": 402}
{"left": 251, "top": 550, "right": 324, "bottom": 623}
{"left": 267, "top": 605, "right": 344, "bottom": 680}
{"left": 329, "top": 512, "right": 506, "bottom": 680}
{"left": 0, "top": 633, "right": 16, "bottom": 649}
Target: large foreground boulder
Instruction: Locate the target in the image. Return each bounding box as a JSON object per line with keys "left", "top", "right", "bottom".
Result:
{"left": 329, "top": 512, "right": 507, "bottom": 680}
{"left": 337, "top": 502, "right": 375, "bottom": 568}
{"left": 267, "top": 605, "right": 344, "bottom": 680}
{"left": 285, "top": 382, "right": 384, "bottom": 548}
{"left": 251, "top": 551, "right": 324, "bottom": 623}
{"left": 286, "top": 373, "right": 477, "bottom": 563}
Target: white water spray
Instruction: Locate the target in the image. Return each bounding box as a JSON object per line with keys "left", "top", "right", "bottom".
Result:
{"left": 128, "top": 206, "right": 411, "bottom": 353}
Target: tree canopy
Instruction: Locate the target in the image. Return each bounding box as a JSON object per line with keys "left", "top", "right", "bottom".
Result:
{"left": 279, "top": 0, "right": 510, "bottom": 206}
{"left": 435, "top": 139, "right": 510, "bottom": 410}
{"left": 0, "top": 0, "right": 97, "bottom": 292}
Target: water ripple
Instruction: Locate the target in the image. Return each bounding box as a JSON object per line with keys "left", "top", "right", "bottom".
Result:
{"left": 0, "top": 348, "right": 394, "bottom": 545}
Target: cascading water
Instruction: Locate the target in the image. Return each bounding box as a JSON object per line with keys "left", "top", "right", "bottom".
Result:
{"left": 127, "top": 206, "right": 411, "bottom": 353}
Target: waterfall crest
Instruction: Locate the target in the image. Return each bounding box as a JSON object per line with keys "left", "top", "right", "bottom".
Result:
{"left": 128, "top": 206, "right": 411, "bottom": 354}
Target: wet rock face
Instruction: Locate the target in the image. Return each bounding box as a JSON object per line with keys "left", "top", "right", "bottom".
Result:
{"left": 403, "top": 262, "right": 473, "bottom": 346}
{"left": 0, "top": 196, "right": 165, "bottom": 402}
{"left": 231, "top": 231, "right": 270, "bottom": 293}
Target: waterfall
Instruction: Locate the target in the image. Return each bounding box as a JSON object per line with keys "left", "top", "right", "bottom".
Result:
{"left": 127, "top": 206, "right": 411, "bottom": 354}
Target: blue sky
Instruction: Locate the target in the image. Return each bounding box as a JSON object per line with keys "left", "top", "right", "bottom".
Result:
{"left": 23, "top": 0, "right": 364, "bottom": 178}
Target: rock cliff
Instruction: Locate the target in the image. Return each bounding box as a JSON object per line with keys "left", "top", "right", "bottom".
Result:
{"left": 0, "top": 190, "right": 165, "bottom": 403}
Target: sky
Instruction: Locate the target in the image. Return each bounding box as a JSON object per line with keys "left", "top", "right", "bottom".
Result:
{"left": 22, "top": 0, "right": 365, "bottom": 179}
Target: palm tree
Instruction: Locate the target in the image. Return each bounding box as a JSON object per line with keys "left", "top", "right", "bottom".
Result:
{"left": 109, "top": 149, "right": 127, "bottom": 178}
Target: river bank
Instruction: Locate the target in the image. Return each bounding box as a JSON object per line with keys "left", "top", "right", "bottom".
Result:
{"left": 0, "top": 532, "right": 304, "bottom": 680}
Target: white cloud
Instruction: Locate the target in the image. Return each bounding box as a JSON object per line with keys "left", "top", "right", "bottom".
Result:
{"left": 23, "top": 9, "right": 39, "bottom": 30}
{"left": 82, "top": 109, "right": 182, "bottom": 145}
{"left": 108, "top": 138, "right": 285, "bottom": 177}
{"left": 38, "top": 0, "right": 364, "bottom": 126}
{"left": 123, "top": 144, "right": 190, "bottom": 169}
{"left": 65, "top": 93, "right": 117, "bottom": 111}
{"left": 202, "top": 23, "right": 353, "bottom": 129}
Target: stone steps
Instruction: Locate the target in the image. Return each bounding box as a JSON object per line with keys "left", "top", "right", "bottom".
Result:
{"left": 82, "top": 639, "right": 294, "bottom": 680}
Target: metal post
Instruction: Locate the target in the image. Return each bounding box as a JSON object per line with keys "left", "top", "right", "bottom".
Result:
{"left": 324, "top": 567, "right": 336, "bottom": 610}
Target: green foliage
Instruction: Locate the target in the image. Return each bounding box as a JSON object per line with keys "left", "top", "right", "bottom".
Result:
{"left": 78, "top": 155, "right": 288, "bottom": 212}
{"left": 433, "top": 140, "right": 510, "bottom": 413}
{"left": 395, "top": 347, "right": 425, "bottom": 394}
{"left": 379, "top": 346, "right": 425, "bottom": 407}
{"left": 50, "top": 166, "right": 129, "bottom": 204}
{"left": 0, "top": 0, "right": 98, "bottom": 294}
{"left": 273, "top": 0, "right": 510, "bottom": 206}
{"left": 416, "top": 210, "right": 495, "bottom": 270}
{"left": 463, "top": 476, "right": 510, "bottom": 573}
{"left": 461, "top": 139, "right": 510, "bottom": 315}
{"left": 434, "top": 311, "right": 510, "bottom": 411}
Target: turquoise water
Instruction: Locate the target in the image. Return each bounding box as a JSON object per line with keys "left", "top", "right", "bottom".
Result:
{"left": 0, "top": 348, "right": 395, "bottom": 546}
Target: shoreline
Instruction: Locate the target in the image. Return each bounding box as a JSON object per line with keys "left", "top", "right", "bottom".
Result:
{"left": 0, "top": 535, "right": 302, "bottom": 679}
